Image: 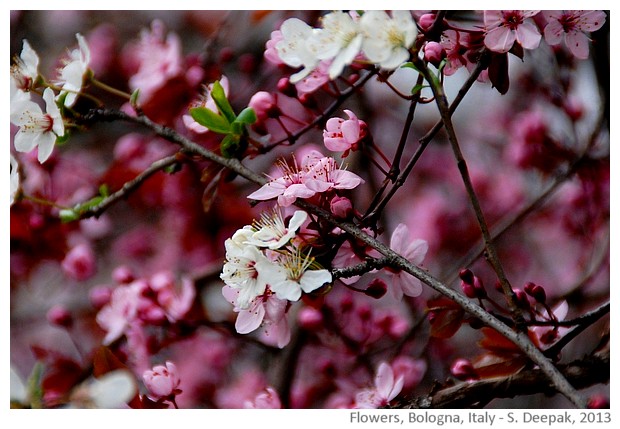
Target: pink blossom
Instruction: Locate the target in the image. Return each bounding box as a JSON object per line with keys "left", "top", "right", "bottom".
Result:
{"left": 150, "top": 272, "right": 196, "bottom": 322}
{"left": 244, "top": 387, "right": 282, "bottom": 409}
{"left": 295, "top": 60, "right": 331, "bottom": 95}
{"left": 47, "top": 305, "right": 73, "bottom": 328}
{"left": 323, "top": 110, "right": 366, "bottom": 155}
{"left": 330, "top": 195, "right": 353, "bottom": 219}
{"left": 142, "top": 361, "right": 181, "bottom": 401}
{"left": 484, "top": 10, "right": 542, "bottom": 53}
{"left": 354, "top": 362, "right": 404, "bottom": 408}
{"left": 264, "top": 30, "right": 284, "bottom": 65}
{"left": 440, "top": 30, "right": 469, "bottom": 76}
{"left": 246, "top": 156, "right": 316, "bottom": 207}
{"left": 304, "top": 155, "right": 364, "bottom": 193}
{"left": 61, "top": 243, "right": 97, "bottom": 281}
{"left": 332, "top": 229, "right": 381, "bottom": 285}
{"left": 222, "top": 285, "right": 291, "bottom": 348}
{"left": 127, "top": 20, "right": 184, "bottom": 103}
{"left": 386, "top": 224, "right": 428, "bottom": 300}
{"left": 543, "top": 11, "right": 606, "bottom": 59}
{"left": 96, "top": 280, "right": 145, "bottom": 344}
{"left": 391, "top": 356, "right": 427, "bottom": 390}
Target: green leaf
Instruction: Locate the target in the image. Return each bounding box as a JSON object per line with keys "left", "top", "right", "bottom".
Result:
{"left": 231, "top": 121, "right": 244, "bottom": 136}
{"left": 130, "top": 88, "right": 140, "bottom": 107}
{"left": 437, "top": 58, "right": 448, "bottom": 74}
{"left": 59, "top": 209, "right": 80, "bottom": 223}
{"left": 220, "top": 134, "right": 241, "bottom": 158}
{"left": 411, "top": 84, "right": 429, "bottom": 95}
{"left": 211, "top": 80, "right": 236, "bottom": 124}
{"left": 401, "top": 61, "right": 421, "bottom": 72}
{"left": 235, "top": 107, "right": 257, "bottom": 125}
{"left": 190, "top": 107, "right": 231, "bottom": 134}
{"left": 27, "top": 362, "right": 44, "bottom": 409}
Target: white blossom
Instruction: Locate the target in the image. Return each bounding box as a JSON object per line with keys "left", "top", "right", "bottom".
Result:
{"left": 10, "top": 154, "right": 20, "bottom": 206}
{"left": 271, "top": 247, "right": 332, "bottom": 302}
{"left": 57, "top": 33, "right": 91, "bottom": 107}
{"left": 246, "top": 209, "right": 308, "bottom": 250}
{"left": 11, "top": 39, "right": 39, "bottom": 91}
{"left": 275, "top": 18, "right": 320, "bottom": 83}
{"left": 360, "top": 11, "right": 417, "bottom": 70}
{"left": 11, "top": 87, "right": 64, "bottom": 163}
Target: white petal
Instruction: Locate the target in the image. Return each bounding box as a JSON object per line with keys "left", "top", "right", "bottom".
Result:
{"left": 299, "top": 269, "right": 331, "bottom": 293}
{"left": 90, "top": 370, "right": 137, "bottom": 408}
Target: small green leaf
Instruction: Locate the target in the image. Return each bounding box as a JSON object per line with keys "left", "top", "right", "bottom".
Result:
{"left": 99, "top": 184, "right": 109, "bottom": 198}
{"left": 27, "top": 362, "right": 44, "bottom": 409}
{"left": 130, "top": 88, "right": 140, "bottom": 107}
{"left": 235, "top": 107, "right": 257, "bottom": 125}
{"left": 401, "top": 61, "right": 421, "bottom": 72}
{"left": 190, "top": 107, "right": 231, "bottom": 134}
{"left": 220, "top": 134, "right": 240, "bottom": 158}
{"left": 411, "top": 84, "right": 429, "bottom": 95}
{"left": 231, "top": 121, "right": 244, "bottom": 136}
{"left": 437, "top": 58, "right": 448, "bottom": 74}
{"left": 211, "top": 80, "right": 236, "bottom": 124}
{"left": 55, "top": 131, "right": 70, "bottom": 146}
{"left": 59, "top": 209, "right": 80, "bottom": 223}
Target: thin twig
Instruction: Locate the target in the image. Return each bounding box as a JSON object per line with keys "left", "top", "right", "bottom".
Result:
{"left": 78, "top": 153, "right": 183, "bottom": 219}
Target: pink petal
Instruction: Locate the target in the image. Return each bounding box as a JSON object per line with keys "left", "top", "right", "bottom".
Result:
{"left": 331, "top": 169, "right": 363, "bottom": 189}
{"left": 483, "top": 10, "right": 504, "bottom": 28}
{"left": 374, "top": 363, "right": 395, "bottom": 400}
{"left": 247, "top": 180, "right": 286, "bottom": 200}
{"left": 544, "top": 20, "right": 565, "bottom": 45}
{"left": 235, "top": 305, "right": 265, "bottom": 334}
{"left": 515, "top": 22, "right": 542, "bottom": 50}
{"left": 404, "top": 239, "right": 428, "bottom": 265}
{"left": 341, "top": 120, "right": 360, "bottom": 143}
{"left": 577, "top": 10, "right": 606, "bottom": 32}
{"left": 566, "top": 31, "right": 590, "bottom": 59}
{"left": 484, "top": 27, "right": 516, "bottom": 53}
{"left": 399, "top": 273, "right": 423, "bottom": 298}
{"left": 390, "top": 223, "right": 409, "bottom": 253}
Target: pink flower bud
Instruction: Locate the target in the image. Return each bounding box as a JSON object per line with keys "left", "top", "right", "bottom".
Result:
{"left": 47, "top": 305, "right": 73, "bottom": 328}
{"left": 524, "top": 282, "right": 546, "bottom": 303}
{"left": 249, "top": 91, "right": 279, "bottom": 121}
{"left": 451, "top": 358, "right": 478, "bottom": 381}
{"left": 472, "top": 277, "right": 487, "bottom": 298}
{"left": 587, "top": 394, "right": 609, "bottom": 409}
{"left": 424, "top": 41, "right": 446, "bottom": 66}
{"left": 330, "top": 195, "right": 353, "bottom": 219}
{"left": 142, "top": 361, "right": 181, "bottom": 401}
{"left": 218, "top": 46, "right": 234, "bottom": 63}
{"left": 365, "top": 278, "right": 388, "bottom": 299}
{"left": 89, "top": 285, "right": 112, "bottom": 309}
{"left": 61, "top": 243, "right": 96, "bottom": 281}
{"left": 458, "top": 268, "right": 474, "bottom": 285}
{"left": 112, "top": 265, "right": 134, "bottom": 284}
{"left": 277, "top": 77, "right": 296, "bottom": 97}
{"left": 513, "top": 288, "right": 531, "bottom": 310}
{"left": 297, "top": 306, "right": 323, "bottom": 330}
{"left": 418, "top": 14, "right": 438, "bottom": 32}
{"left": 461, "top": 281, "right": 477, "bottom": 299}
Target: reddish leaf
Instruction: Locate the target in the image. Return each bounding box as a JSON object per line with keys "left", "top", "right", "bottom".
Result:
{"left": 488, "top": 52, "right": 509, "bottom": 95}
{"left": 471, "top": 352, "right": 528, "bottom": 378}
{"left": 92, "top": 346, "right": 129, "bottom": 378}
{"left": 427, "top": 297, "right": 465, "bottom": 339}
{"left": 478, "top": 327, "right": 542, "bottom": 354}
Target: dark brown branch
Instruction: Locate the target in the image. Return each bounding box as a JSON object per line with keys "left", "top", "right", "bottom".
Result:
{"left": 395, "top": 347, "right": 609, "bottom": 409}
{"left": 78, "top": 153, "right": 183, "bottom": 219}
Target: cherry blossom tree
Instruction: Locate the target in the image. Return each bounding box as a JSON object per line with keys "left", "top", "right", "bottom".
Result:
{"left": 10, "top": 10, "right": 609, "bottom": 411}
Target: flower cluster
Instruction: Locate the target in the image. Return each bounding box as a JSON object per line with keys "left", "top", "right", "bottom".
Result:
{"left": 221, "top": 208, "right": 331, "bottom": 347}
{"left": 247, "top": 150, "right": 363, "bottom": 207}
{"left": 10, "top": 34, "right": 92, "bottom": 163}
{"left": 269, "top": 10, "right": 417, "bottom": 82}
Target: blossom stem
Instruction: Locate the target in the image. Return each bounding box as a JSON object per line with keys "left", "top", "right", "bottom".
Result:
{"left": 89, "top": 77, "right": 132, "bottom": 100}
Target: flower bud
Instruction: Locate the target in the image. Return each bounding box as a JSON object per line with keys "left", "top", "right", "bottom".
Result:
{"left": 297, "top": 306, "right": 323, "bottom": 330}
{"left": 249, "top": 91, "right": 279, "bottom": 121}
{"left": 47, "top": 305, "right": 73, "bottom": 328}
{"left": 61, "top": 243, "right": 96, "bottom": 281}
{"left": 89, "top": 285, "right": 112, "bottom": 308}
{"left": 461, "top": 281, "right": 477, "bottom": 299}
{"left": 277, "top": 77, "right": 297, "bottom": 97}
{"left": 424, "top": 42, "right": 446, "bottom": 67}
{"left": 450, "top": 358, "right": 478, "bottom": 381}
{"left": 524, "top": 282, "right": 546, "bottom": 303}
{"left": 418, "top": 13, "right": 438, "bottom": 32}
{"left": 330, "top": 195, "right": 353, "bottom": 219}
{"left": 587, "top": 394, "right": 609, "bottom": 409}
{"left": 365, "top": 278, "right": 388, "bottom": 299}
{"left": 142, "top": 361, "right": 181, "bottom": 401}
{"left": 112, "top": 265, "right": 134, "bottom": 284}
{"left": 472, "top": 277, "right": 487, "bottom": 298}
{"left": 458, "top": 268, "right": 474, "bottom": 285}
{"left": 513, "top": 288, "right": 531, "bottom": 310}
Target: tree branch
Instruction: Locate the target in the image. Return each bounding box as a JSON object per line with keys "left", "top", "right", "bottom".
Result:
{"left": 394, "top": 346, "right": 609, "bottom": 409}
